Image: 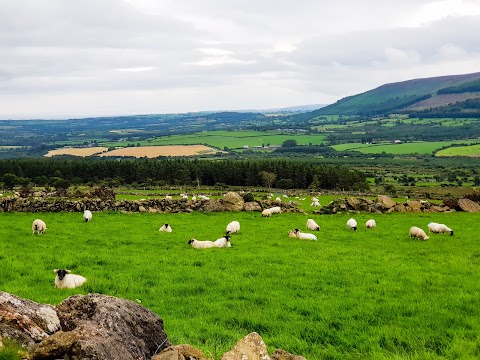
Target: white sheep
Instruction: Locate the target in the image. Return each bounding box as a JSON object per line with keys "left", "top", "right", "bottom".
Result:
{"left": 32, "top": 219, "right": 47, "bottom": 235}
{"left": 165, "top": 195, "right": 172, "bottom": 200}
{"left": 188, "top": 238, "right": 216, "bottom": 249}
{"left": 283, "top": 194, "right": 288, "bottom": 198}
{"left": 192, "top": 196, "right": 197, "bottom": 201}
{"left": 293, "top": 229, "right": 317, "bottom": 241}
{"left": 262, "top": 206, "right": 282, "bottom": 217}
{"left": 213, "top": 235, "right": 232, "bottom": 248}
{"left": 181, "top": 195, "right": 188, "bottom": 200}
{"left": 54, "top": 269, "right": 87, "bottom": 289}
{"left": 275, "top": 197, "right": 282, "bottom": 202}
{"left": 409, "top": 226, "right": 429, "bottom": 240}
{"left": 306, "top": 219, "right": 320, "bottom": 231}
{"left": 427, "top": 222, "right": 453, "bottom": 235}
{"left": 159, "top": 223, "right": 172, "bottom": 232}
{"left": 198, "top": 195, "right": 210, "bottom": 200}
{"left": 83, "top": 209, "right": 92, "bottom": 222}
{"left": 226, "top": 221, "right": 240, "bottom": 235}
{"left": 310, "top": 201, "right": 321, "bottom": 207}
{"left": 287, "top": 230, "right": 297, "bottom": 238}
{"left": 311, "top": 197, "right": 319, "bottom": 203}
{"left": 366, "top": 219, "right": 376, "bottom": 229}
{"left": 346, "top": 218, "right": 357, "bottom": 231}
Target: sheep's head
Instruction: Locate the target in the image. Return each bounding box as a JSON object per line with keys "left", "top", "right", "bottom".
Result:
{"left": 294, "top": 228, "right": 300, "bottom": 234}
{"left": 164, "top": 223, "right": 169, "bottom": 228}
{"left": 225, "top": 235, "right": 231, "bottom": 241}
{"left": 54, "top": 269, "right": 70, "bottom": 280}
{"left": 188, "top": 239, "right": 195, "bottom": 244}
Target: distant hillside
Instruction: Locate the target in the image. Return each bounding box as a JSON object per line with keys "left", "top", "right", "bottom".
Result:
{"left": 315, "top": 72, "right": 480, "bottom": 116}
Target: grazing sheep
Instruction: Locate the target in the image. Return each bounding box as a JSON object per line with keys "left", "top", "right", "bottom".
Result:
{"left": 213, "top": 235, "right": 232, "bottom": 248}
{"left": 83, "top": 209, "right": 92, "bottom": 222}
{"left": 54, "top": 269, "right": 87, "bottom": 289}
{"left": 32, "top": 219, "right": 47, "bottom": 235}
{"left": 226, "top": 221, "right": 240, "bottom": 235}
{"left": 366, "top": 219, "right": 376, "bottom": 229}
{"left": 165, "top": 195, "right": 172, "bottom": 200}
{"left": 192, "top": 196, "right": 197, "bottom": 201}
{"left": 261, "top": 206, "right": 282, "bottom": 217}
{"left": 306, "top": 219, "right": 320, "bottom": 231}
{"left": 427, "top": 222, "right": 453, "bottom": 235}
{"left": 310, "top": 201, "right": 321, "bottom": 207}
{"left": 409, "top": 226, "right": 429, "bottom": 241}
{"left": 188, "top": 239, "right": 216, "bottom": 249}
{"left": 346, "top": 218, "right": 357, "bottom": 231}
{"left": 293, "top": 228, "right": 318, "bottom": 241}
{"left": 159, "top": 223, "right": 172, "bottom": 232}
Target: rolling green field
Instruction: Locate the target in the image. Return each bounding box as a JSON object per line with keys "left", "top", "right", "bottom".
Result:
{"left": 435, "top": 144, "right": 480, "bottom": 157}
{"left": 332, "top": 140, "right": 476, "bottom": 155}
{"left": 98, "top": 131, "right": 326, "bottom": 149}
{"left": 1, "top": 211, "right": 479, "bottom": 359}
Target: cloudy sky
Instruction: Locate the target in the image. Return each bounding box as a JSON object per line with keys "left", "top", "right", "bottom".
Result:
{"left": 1, "top": 0, "right": 480, "bottom": 119}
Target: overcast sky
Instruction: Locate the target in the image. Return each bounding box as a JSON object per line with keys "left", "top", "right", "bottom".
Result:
{"left": 1, "top": 0, "right": 479, "bottom": 119}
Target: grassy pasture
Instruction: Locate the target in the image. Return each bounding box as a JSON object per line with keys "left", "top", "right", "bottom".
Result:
{"left": 436, "top": 144, "right": 480, "bottom": 157}
{"left": 1, "top": 211, "right": 479, "bottom": 359}
{"left": 332, "top": 141, "right": 476, "bottom": 155}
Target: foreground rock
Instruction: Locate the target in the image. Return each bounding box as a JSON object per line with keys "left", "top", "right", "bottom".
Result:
{"left": 223, "top": 191, "right": 244, "bottom": 211}
{"left": 221, "top": 332, "right": 270, "bottom": 360}
{"left": 457, "top": 198, "right": 480, "bottom": 212}
{"left": 32, "top": 294, "right": 171, "bottom": 360}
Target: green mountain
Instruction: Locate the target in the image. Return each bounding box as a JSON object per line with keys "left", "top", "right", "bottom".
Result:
{"left": 316, "top": 72, "right": 480, "bottom": 116}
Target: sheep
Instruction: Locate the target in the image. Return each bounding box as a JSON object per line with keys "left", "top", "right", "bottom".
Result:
{"left": 181, "top": 195, "right": 188, "bottom": 200}
{"left": 198, "top": 195, "right": 210, "bottom": 200}
{"left": 54, "top": 269, "right": 87, "bottom": 289}
{"left": 366, "top": 219, "right": 376, "bottom": 229}
{"left": 188, "top": 239, "right": 216, "bottom": 249}
{"left": 275, "top": 197, "right": 282, "bottom": 202}
{"left": 427, "top": 222, "right": 453, "bottom": 235}
{"left": 213, "top": 235, "right": 232, "bottom": 248}
{"left": 306, "top": 219, "right": 320, "bottom": 231}
{"left": 310, "top": 201, "right": 321, "bottom": 207}
{"left": 261, "top": 206, "right": 281, "bottom": 217}
{"left": 159, "top": 223, "right": 172, "bottom": 232}
{"left": 346, "top": 218, "right": 357, "bottom": 231}
{"left": 287, "top": 230, "right": 297, "bottom": 238}
{"left": 165, "top": 195, "right": 172, "bottom": 200}
{"left": 283, "top": 194, "right": 288, "bottom": 198}
{"left": 311, "top": 197, "right": 319, "bottom": 203}
{"left": 32, "top": 219, "right": 47, "bottom": 235}
{"left": 293, "top": 228, "right": 317, "bottom": 241}
{"left": 192, "top": 196, "right": 197, "bottom": 201}
{"left": 409, "top": 226, "right": 429, "bottom": 241}
{"left": 226, "top": 221, "right": 240, "bottom": 235}
{"left": 83, "top": 209, "right": 92, "bottom": 222}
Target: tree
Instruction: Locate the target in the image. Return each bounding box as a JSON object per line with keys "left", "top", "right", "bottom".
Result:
{"left": 2, "top": 173, "right": 18, "bottom": 189}
{"left": 281, "top": 139, "right": 297, "bottom": 147}
{"left": 258, "top": 171, "right": 276, "bottom": 188}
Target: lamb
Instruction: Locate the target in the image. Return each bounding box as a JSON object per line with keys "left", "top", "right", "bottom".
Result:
{"left": 293, "top": 228, "right": 317, "bottom": 241}
{"left": 83, "top": 209, "right": 92, "bottom": 222}
{"left": 409, "top": 226, "right": 429, "bottom": 240}
{"left": 213, "top": 235, "right": 232, "bottom": 248}
{"left": 188, "top": 239, "right": 216, "bottom": 249}
{"left": 226, "top": 221, "right": 240, "bottom": 235}
{"left": 366, "top": 219, "right": 376, "bottom": 229}
{"left": 32, "top": 219, "right": 47, "bottom": 235}
{"left": 261, "top": 206, "right": 282, "bottom": 217}
{"left": 159, "top": 223, "right": 172, "bottom": 232}
{"left": 54, "top": 269, "right": 87, "bottom": 289}
{"left": 427, "top": 222, "right": 453, "bottom": 235}
{"left": 306, "top": 219, "right": 320, "bottom": 231}
{"left": 346, "top": 218, "right": 357, "bottom": 231}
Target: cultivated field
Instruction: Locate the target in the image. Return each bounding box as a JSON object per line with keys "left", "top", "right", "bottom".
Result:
{"left": 44, "top": 147, "right": 109, "bottom": 157}
{"left": 435, "top": 144, "right": 480, "bottom": 157}
{"left": 1, "top": 211, "right": 478, "bottom": 359}
{"left": 99, "top": 145, "right": 219, "bottom": 158}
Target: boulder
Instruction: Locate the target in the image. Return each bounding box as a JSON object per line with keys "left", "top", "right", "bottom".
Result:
{"left": 407, "top": 201, "right": 422, "bottom": 212}
{"left": 346, "top": 197, "right": 362, "bottom": 210}
{"left": 223, "top": 192, "right": 244, "bottom": 211}
{"left": 153, "top": 344, "right": 208, "bottom": 360}
{"left": 243, "top": 202, "right": 262, "bottom": 212}
{"left": 221, "top": 332, "right": 270, "bottom": 360}
{"left": 32, "top": 294, "right": 171, "bottom": 360}
{"left": 200, "top": 199, "right": 226, "bottom": 212}
{"left": 376, "top": 195, "right": 396, "bottom": 209}
{"left": 271, "top": 349, "right": 307, "bottom": 360}
{"left": 457, "top": 198, "right": 480, "bottom": 212}
{"left": 0, "top": 292, "right": 60, "bottom": 347}
{"left": 394, "top": 204, "right": 407, "bottom": 212}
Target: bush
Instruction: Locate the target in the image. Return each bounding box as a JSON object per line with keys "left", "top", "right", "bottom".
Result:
{"left": 242, "top": 192, "right": 255, "bottom": 202}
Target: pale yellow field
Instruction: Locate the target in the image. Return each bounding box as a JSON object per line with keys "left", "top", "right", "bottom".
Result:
{"left": 100, "top": 145, "right": 219, "bottom": 158}
{"left": 44, "top": 147, "right": 109, "bottom": 157}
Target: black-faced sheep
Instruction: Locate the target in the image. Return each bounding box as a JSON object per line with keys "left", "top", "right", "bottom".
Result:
{"left": 54, "top": 269, "right": 87, "bottom": 289}
{"left": 32, "top": 219, "right": 47, "bottom": 235}
{"left": 427, "top": 222, "right": 453, "bottom": 235}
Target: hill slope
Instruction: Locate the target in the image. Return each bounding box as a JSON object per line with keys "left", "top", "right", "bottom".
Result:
{"left": 316, "top": 72, "right": 480, "bottom": 116}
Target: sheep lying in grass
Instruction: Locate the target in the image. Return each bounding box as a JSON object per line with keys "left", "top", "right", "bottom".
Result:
{"left": 83, "top": 209, "right": 92, "bottom": 222}
{"left": 346, "top": 218, "right": 358, "bottom": 231}
{"left": 226, "top": 221, "right": 240, "bottom": 235}
{"left": 54, "top": 269, "right": 87, "bottom": 289}
{"left": 288, "top": 230, "right": 297, "bottom": 238}
{"left": 32, "top": 219, "right": 47, "bottom": 235}
{"left": 159, "top": 223, "right": 172, "bottom": 232}
{"left": 188, "top": 239, "right": 216, "bottom": 249}
{"left": 262, "top": 206, "right": 281, "bottom": 217}
{"left": 306, "top": 219, "right": 320, "bottom": 231}
{"left": 310, "top": 201, "right": 320, "bottom": 207}
{"left": 366, "top": 219, "right": 376, "bottom": 229}
{"left": 213, "top": 235, "right": 232, "bottom": 248}
{"left": 409, "top": 226, "right": 429, "bottom": 241}
{"left": 293, "top": 228, "right": 317, "bottom": 241}
{"left": 427, "top": 222, "right": 453, "bottom": 235}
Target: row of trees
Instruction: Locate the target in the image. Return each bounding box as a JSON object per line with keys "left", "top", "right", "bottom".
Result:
{"left": 0, "top": 158, "right": 368, "bottom": 191}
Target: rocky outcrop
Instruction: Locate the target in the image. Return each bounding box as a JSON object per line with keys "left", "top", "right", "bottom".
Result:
{"left": 376, "top": 195, "right": 396, "bottom": 209}
{"left": 221, "top": 332, "right": 270, "bottom": 360}
{"left": 152, "top": 344, "right": 209, "bottom": 360}
{"left": 223, "top": 192, "right": 244, "bottom": 211}
{"left": 32, "top": 294, "right": 171, "bottom": 360}
{"left": 457, "top": 198, "right": 480, "bottom": 212}
{"left": 271, "top": 349, "right": 307, "bottom": 360}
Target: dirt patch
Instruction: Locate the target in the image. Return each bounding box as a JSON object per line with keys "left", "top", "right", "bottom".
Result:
{"left": 45, "top": 147, "right": 109, "bottom": 157}
{"left": 100, "top": 145, "right": 219, "bottom": 158}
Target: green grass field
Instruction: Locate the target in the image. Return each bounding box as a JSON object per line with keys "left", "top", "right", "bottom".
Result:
{"left": 1, "top": 211, "right": 479, "bottom": 359}
{"left": 98, "top": 131, "right": 326, "bottom": 149}
{"left": 332, "top": 141, "right": 476, "bottom": 155}
{"left": 435, "top": 144, "right": 480, "bottom": 157}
